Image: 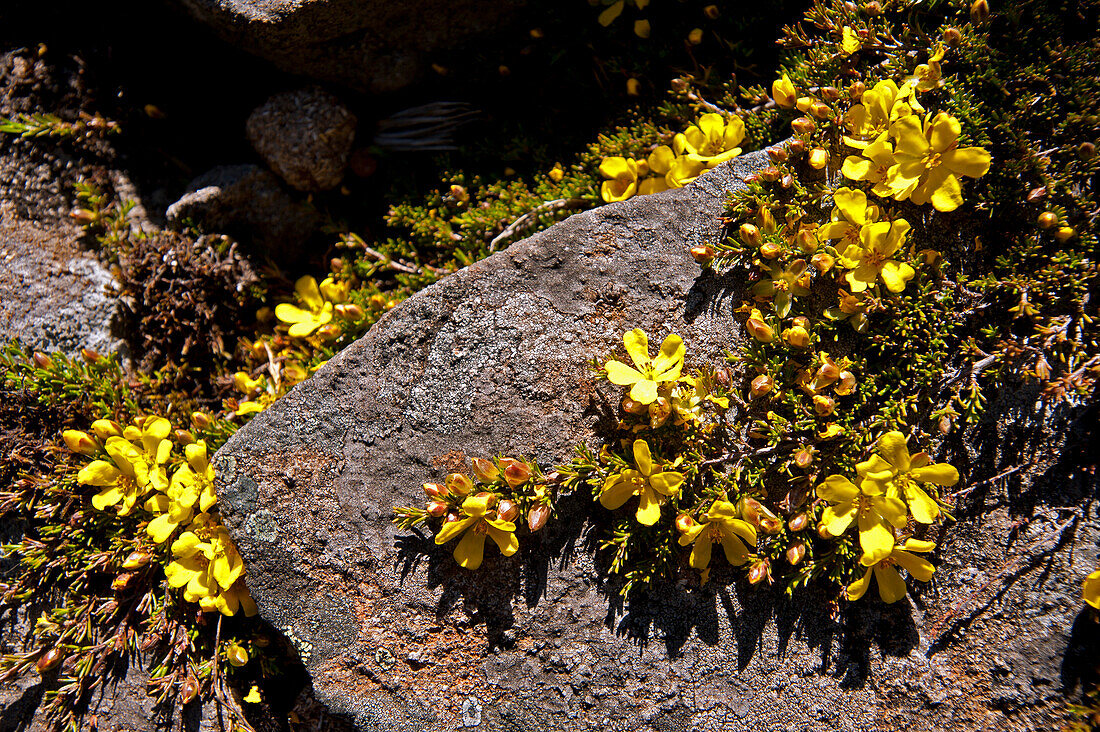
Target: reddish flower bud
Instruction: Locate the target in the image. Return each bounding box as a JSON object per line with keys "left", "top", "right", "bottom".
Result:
{"left": 426, "top": 500, "right": 448, "bottom": 517}
{"left": 691, "top": 244, "right": 715, "bottom": 265}
{"left": 848, "top": 81, "right": 866, "bottom": 100}
{"left": 788, "top": 513, "right": 809, "bottom": 532}
{"left": 790, "top": 117, "right": 816, "bottom": 135}
{"left": 447, "top": 473, "right": 475, "bottom": 495}
{"left": 62, "top": 430, "right": 98, "bottom": 456}
{"left": 943, "top": 27, "right": 962, "bottom": 46}
{"left": 423, "top": 482, "right": 447, "bottom": 499}
{"left": 794, "top": 449, "right": 814, "bottom": 469}
{"left": 675, "top": 513, "right": 697, "bottom": 533}
{"left": 622, "top": 396, "right": 648, "bottom": 415}
{"left": 80, "top": 347, "right": 102, "bottom": 363}
{"left": 33, "top": 352, "right": 52, "bottom": 369}
{"left": 497, "top": 499, "right": 520, "bottom": 522}
{"left": 36, "top": 647, "right": 64, "bottom": 673}
{"left": 527, "top": 504, "right": 550, "bottom": 532}
{"left": 1037, "top": 212, "right": 1058, "bottom": 229}
{"left": 122, "top": 551, "right": 151, "bottom": 569}
{"left": 750, "top": 374, "right": 774, "bottom": 397}
{"left": 740, "top": 223, "right": 762, "bottom": 247}
{"left": 759, "top": 241, "right": 781, "bottom": 259}
{"left": 786, "top": 542, "right": 806, "bottom": 566}
{"left": 471, "top": 458, "right": 499, "bottom": 483}
{"left": 747, "top": 560, "right": 771, "bottom": 585}
{"left": 501, "top": 459, "right": 532, "bottom": 487}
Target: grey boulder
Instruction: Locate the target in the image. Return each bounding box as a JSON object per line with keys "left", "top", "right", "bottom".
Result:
{"left": 213, "top": 148, "right": 1097, "bottom": 731}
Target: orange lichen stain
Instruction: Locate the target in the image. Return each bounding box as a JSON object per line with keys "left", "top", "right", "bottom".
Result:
{"left": 431, "top": 450, "right": 469, "bottom": 474}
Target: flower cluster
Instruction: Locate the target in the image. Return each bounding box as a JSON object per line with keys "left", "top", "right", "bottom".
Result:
{"left": 274, "top": 274, "right": 360, "bottom": 338}
{"left": 818, "top": 431, "right": 957, "bottom": 602}
{"left": 394, "top": 456, "right": 558, "bottom": 570}
{"left": 599, "top": 113, "right": 745, "bottom": 202}
{"left": 68, "top": 415, "right": 257, "bottom": 616}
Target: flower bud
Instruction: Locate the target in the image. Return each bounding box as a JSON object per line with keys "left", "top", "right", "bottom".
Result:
{"left": 817, "top": 522, "right": 833, "bottom": 539}
{"left": 810, "top": 101, "right": 833, "bottom": 120}
{"left": 790, "top": 117, "right": 816, "bottom": 135}
{"left": 335, "top": 303, "right": 366, "bottom": 321}
{"left": 527, "top": 504, "right": 550, "bottom": 532}
{"left": 175, "top": 429, "right": 195, "bottom": 445}
{"left": 759, "top": 241, "right": 781, "bottom": 259}
{"left": 501, "top": 459, "right": 532, "bottom": 487}
{"left": 771, "top": 75, "right": 796, "bottom": 108}
{"left": 848, "top": 80, "right": 866, "bottom": 100}
{"left": 786, "top": 542, "right": 806, "bottom": 566}
{"left": 621, "top": 396, "right": 648, "bottom": 415}
{"left": 714, "top": 367, "right": 732, "bottom": 388}
{"left": 704, "top": 4, "right": 719, "bottom": 19}
{"left": 426, "top": 500, "right": 447, "bottom": 517}
{"left": 746, "top": 310, "right": 774, "bottom": 343}
{"left": 80, "top": 347, "right": 102, "bottom": 363}
{"left": 190, "top": 411, "right": 213, "bottom": 430}
{"left": 112, "top": 572, "right": 136, "bottom": 592}
{"left": 33, "top": 352, "right": 52, "bottom": 369}
{"left": 788, "top": 513, "right": 809, "bottom": 532}
{"left": 62, "top": 429, "right": 98, "bottom": 456}
{"left": 794, "top": 448, "right": 814, "bottom": 469}
{"left": 784, "top": 325, "right": 811, "bottom": 349}
{"left": 819, "top": 86, "right": 840, "bottom": 103}
{"left": 226, "top": 642, "right": 249, "bottom": 667}
{"left": 446, "top": 473, "right": 474, "bottom": 495}
{"left": 691, "top": 244, "right": 715, "bottom": 265}
{"left": 91, "top": 419, "right": 123, "bottom": 440}
{"left": 796, "top": 96, "right": 813, "bottom": 113}
{"left": 471, "top": 458, "right": 499, "bottom": 483}
{"left": 118, "top": 552, "right": 152, "bottom": 573}
{"left": 449, "top": 184, "right": 468, "bottom": 202}
{"left": 808, "top": 148, "right": 829, "bottom": 170}
{"left": 687, "top": 28, "right": 704, "bottom": 45}
{"left": 865, "top": 1, "right": 882, "bottom": 14}
{"left": 70, "top": 208, "right": 97, "bottom": 225}
{"left": 943, "top": 27, "right": 962, "bottom": 46}
{"left": 970, "top": 0, "right": 990, "bottom": 24}
{"left": 1037, "top": 212, "right": 1058, "bottom": 229}
{"left": 1080, "top": 142, "right": 1096, "bottom": 160}
{"left": 747, "top": 560, "right": 771, "bottom": 585}
{"left": 180, "top": 675, "right": 200, "bottom": 704}
{"left": 781, "top": 174, "right": 794, "bottom": 189}
{"left": 1055, "top": 226, "right": 1076, "bottom": 242}
{"left": 787, "top": 139, "right": 806, "bottom": 155}
{"left": 423, "top": 482, "right": 447, "bottom": 499}
{"left": 648, "top": 397, "right": 672, "bottom": 428}
{"left": 750, "top": 374, "right": 774, "bottom": 397}
{"left": 767, "top": 146, "right": 788, "bottom": 163}
{"left": 675, "top": 513, "right": 697, "bottom": 533}
{"left": 497, "top": 499, "right": 520, "bottom": 522}
{"left": 795, "top": 228, "right": 818, "bottom": 253}
{"left": 36, "top": 647, "right": 64, "bottom": 674}
{"left": 812, "top": 394, "right": 836, "bottom": 416}
{"left": 836, "top": 370, "right": 857, "bottom": 395}
{"left": 671, "top": 77, "right": 689, "bottom": 92}
{"left": 316, "top": 323, "right": 342, "bottom": 340}
{"left": 759, "top": 166, "right": 781, "bottom": 182}
{"left": 757, "top": 206, "right": 777, "bottom": 234}
{"left": 811, "top": 252, "right": 835, "bottom": 273}
{"left": 739, "top": 223, "right": 762, "bottom": 247}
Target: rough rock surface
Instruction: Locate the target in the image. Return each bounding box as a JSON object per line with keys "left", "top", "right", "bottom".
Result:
{"left": 215, "top": 148, "right": 1098, "bottom": 732}
{"left": 0, "top": 204, "right": 123, "bottom": 357}
{"left": 166, "top": 164, "right": 321, "bottom": 254}
{"left": 246, "top": 87, "right": 356, "bottom": 192}
{"left": 174, "top": 0, "right": 525, "bottom": 93}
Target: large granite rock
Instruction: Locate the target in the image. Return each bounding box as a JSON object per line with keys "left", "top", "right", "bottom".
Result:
{"left": 214, "top": 149, "right": 1098, "bottom": 731}
{"left": 174, "top": 0, "right": 526, "bottom": 93}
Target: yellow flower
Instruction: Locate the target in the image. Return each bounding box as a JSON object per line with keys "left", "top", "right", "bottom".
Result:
{"left": 165, "top": 514, "right": 258, "bottom": 616}
{"left": 599, "top": 157, "right": 640, "bottom": 203}
{"left": 639, "top": 146, "right": 675, "bottom": 194}
{"left": 600, "top": 439, "right": 684, "bottom": 526}
{"left": 434, "top": 493, "right": 518, "bottom": 570}
{"left": 77, "top": 417, "right": 171, "bottom": 516}
{"left": 233, "top": 371, "right": 262, "bottom": 395}
{"left": 605, "top": 329, "right": 685, "bottom": 404}
{"left": 840, "top": 26, "right": 861, "bottom": 56}
{"left": 841, "top": 138, "right": 896, "bottom": 197}
{"left": 275, "top": 276, "right": 349, "bottom": 337}
{"left": 243, "top": 685, "right": 262, "bottom": 704}
{"left": 903, "top": 44, "right": 946, "bottom": 95}
{"left": 677, "top": 499, "right": 757, "bottom": 573}
{"left": 858, "top": 431, "right": 958, "bottom": 524}
{"left": 670, "top": 372, "right": 729, "bottom": 424}
{"left": 887, "top": 112, "right": 991, "bottom": 212}
{"left": 772, "top": 74, "right": 797, "bottom": 108}
{"left": 147, "top": 442, "right": 217, "bottom": 544}
{"left": 633, "top": 19, "right": 650, "bottom": 38}
{"left": 847, "top": 539, "right": 936, "bottom": 603}
{"left": 598, "top": 0, "right": 624, "bottom": 26}
{"left": 752, "top": 259, "right": 810, "bottom": 318}
{"left": 548, "top": 163, "right": 564, "bottom": 182}
{"left": 1084, "top": 568, "right": 1100, "bottom": 609}
{"left": 673, "top": 113, "right": 745, "bottom": 168}
{"left": 817, "top": 471, "right": 908, "bottom": 564}
{"left": 838, "top": 217, "right": 915, "bottom": 294}
{"left": 817, "top": 187, "right": 877, "bottom": 252}
{"left": 842, "top": 80, "right": 911, "bottom": 149}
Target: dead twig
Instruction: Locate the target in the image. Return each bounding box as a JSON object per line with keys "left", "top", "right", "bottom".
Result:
{"left": 488, "top": 198, "right": 594, "bottom": 252}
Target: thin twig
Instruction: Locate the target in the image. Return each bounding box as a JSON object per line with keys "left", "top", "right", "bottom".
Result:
{"left": 488, "top": 198, "right": 593, "bottom": 252}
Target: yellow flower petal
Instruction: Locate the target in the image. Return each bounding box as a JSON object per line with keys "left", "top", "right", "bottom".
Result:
{"left": 833, "top": 187, "right": 867, "bottom": 226}
{"left": 598, "top": 0, "right": 624, "bottom": 26}
{"left": 877, "top": 432, "right": 911, "bottom": 472}
{"left": 435, "top": 516, "right": 478, "bottom": 544}
{"left": 689, "top": 531, "right": 713, "bottom": 569}
{"left": 880, "top": 260, "right": 915, "bottom": 293}
{"left": 818, "top": 475, "right": 859, "bottom": 502}
{"left": 486, "top": 525, "right": 519, "bottom": 557}
{"left": 635, "top": 485, "right": 663, "bottom": 526}
{"left": 605, "top": 359, "right": 645, "bottom": 386}
{"left": 717, "top": 525, "right": 750, "bottom": 566}
{"left": 847, "top": 567, "right": 873, "bottom": 601}
{"left": 629, "top": 379, "right": 659, "bottom": 405}
{"left": 909, "top": 463, "right": 959, "bottom": 487}
{"left": 874, "top": 563, "right": 908, "bottom": 603}
{"left": 294, "top": 276, "right": 324, "bottom": 312}
{"left": 454, "top": 528, "right": 487, "bottom": 569}
{"left": 893, "top": 549, "right": 935, "bottom": 582}
{"left": 601, "top": 472, "right": 640, "bottom": 510}
{"left": 943, "top": 147, "right": 991, "bottom": 179}
{"left": 648, "top": 471, "right": 684, "bottom": 496}
{"left": 78, "top": 460, "right": 121, "bottom": 487}
{"left": 632, "top": 439, "right": 654, "bottom": 476}
{"left": 903, "top": 483, "right": 941, "bottom": 524}
{"left": 1084, "top": 569, "right": 1100, "bottom": 609}
{"left": 857, "top": 512, "right": 895, "bottom": 563}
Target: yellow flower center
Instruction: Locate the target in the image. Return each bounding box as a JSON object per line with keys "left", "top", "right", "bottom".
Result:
{"left": 924, "top": 151, "right": 943, "bottom": 169}
{"left": 118, "top": 475, "right": 137, "bottom": 495}
{"left": 707, "top": 523, "right": 722, "bottom": 543}
{"left": 866, "top": 248, "right": 888, "bottom": 268}
{"left": 473, "top": 521, "right": 489, "bottom": 535}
